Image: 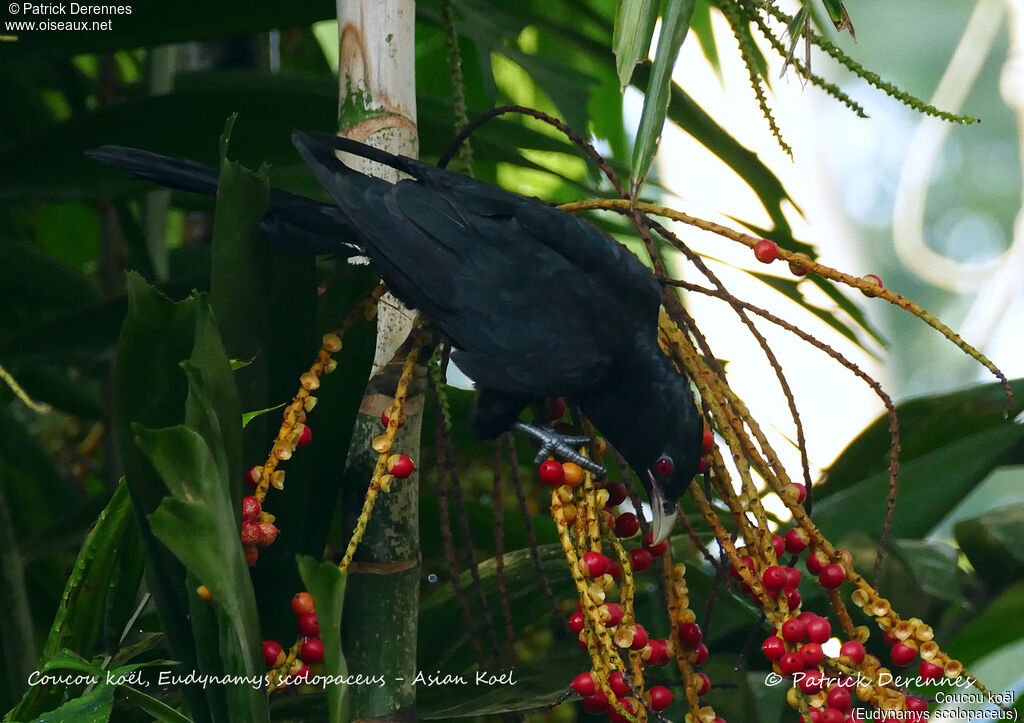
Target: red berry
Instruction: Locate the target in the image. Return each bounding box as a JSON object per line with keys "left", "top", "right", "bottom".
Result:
{"left": 296, "top": 424, "right": 312, "bottom": 448}
{"left": 906, "top": 697, "right": 928, "bottom": 712}
{"left": 800, "top": 643, "right": 825, "bottom": 667}
{"left": 608, "top": 698, "right": 635, "bottom": 723}
{"left": 731, "top": 554, "right": 755, "bottom": 579}
{"left": 701, "top": 427, "right": 715, "bottom": 454}
{"left": 822, "top": 708, "right": 844, "bottom": 723}
{"left": 805, "top": 617, "right": 831, "bottom": 644}
{"left": 800, "top": 669, "right": 824, "bottom": 693}
{"left": 582, "top": 551, "right": 608, "bottom": 578}
{"left": 241, "top": 496, "right": 262, "bottom": 522}
{"left": 650, "top": 685, "right": 674, "bottom": 711}
{"left": 569, "top": 612, "right": 585, "bottom": 634}
{"left": 806, "top": 549, "right": 828, "bottom": 575}
{"left": 608, "top": 671, "right": 630, "bottom": 697}
{"left": 547, "top": 397, "right": 567, "bottom": 421}
{"left": 692, "top": 641, "right": 709, "bottom": 665}
{"left": 538, "top": 459, "right": 564, "bottom": 486}
{"left": 819, "top": 563, "right": 846, "bottom": 589}
{"left": 891, "top": 641, "right": 916, "bottom": 666}
{"left": 605, "top": 482, "right": 628, "bottom": 506}
{"left": 263, "top": 640, "right": 284, "bottom": 668}
{"left": 783, "top": 567, "right": 802, "bottom": 589}
{"left": 642, "top": 531, "right": 669, "bottom": 556}
{"left": 297, "top": 612, "right": 320, "bottom": 638}
{"left": 782, "top": 619, "right": 806, "bottom": 643}
{"left": 380, "top": 410, "right": 404, "bottom": 428}
{"left": 779, "top": 652, "right": 803, "bottom": 675}
{"left": 603, "top": 603, "right": 624, "bottom": 627}
{"left": 754, "top": 239, "right": 779, "bottom": 263}
{"left": 291, "top": 592, "right": 315, "bottom": 616}
{"left": 388, "top": 454, "right": 416, "bottom": 479}
{"left": 630, "top": 548, "right": 653, "bottom": 572}
{"left": 614, "top": 512, "right": 640, "bottom": 538}
{"left": 241, "top": 520, "right": 261, "bottom": 547}
{"left": 577, "top": 632, "right": 588, "bottom": 650}
{"left": 762, "top": 565, "right": 786, "bottom": 592}
{"left": 827, "top": 687, "right": 852, "bottom": 711}
{"left": 606, "top": 559, "right": 622, "bottom": 581}
{"left": 679, "top": 622, "right": 703, "bottom": 647}
{"left": 256, "top": 520, "right": 279, "bottom": 546}
{"left": 694, "top": 672, "right": 711, "bottom": 696}
{"left": 771, "top": 534, "right": 786, "bottom": 558}
{"left": 809, "top": 710, "right": 823, "bottom": 723}
{"left": 861, "top": 274, "right": 883, "bottom": 297}
{"left": 785, "top": 588, "right": 802, "bottom": 610}
{"left": 571, "top": 672, "right": 595, "bottom": 696}
{"left": 787, "top": 483, "right": 807, "bottom": 504}
{"left": 300, "top": 638, "right": 325, "bottom": 663}
{"left": 648, "top": 638, "right": 670, "bottom": 666}
{"left": 762, "top": 635, "right": 785, "bottom": 661}
{"left": 582, "top": 690, "right": 608, "bottom": 713}
{"left": 630, "top": 624, "right": 649, "bottom": 650}
{"left": 919, "top": 660, "right": 943, "bottom": 681}
{"left": 245, "top": 465, "right": 261, "bottom": 489}
{"left": 839, "top": 640, "right": 865, "bottom": 665}
{"left": 785, "top": 528, "right": 809, "bottom": 554}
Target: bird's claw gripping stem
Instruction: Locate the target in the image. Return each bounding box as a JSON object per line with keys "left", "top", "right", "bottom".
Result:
{"left": 513, "top": 422, "right": 607, "bottom": 477}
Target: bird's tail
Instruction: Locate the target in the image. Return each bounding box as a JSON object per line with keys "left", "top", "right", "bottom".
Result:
{"left": 86, "top": 146, "right": 223, "bottom": 197}
{"left": 86, "top": 145, "right": 359, "bottom": 256}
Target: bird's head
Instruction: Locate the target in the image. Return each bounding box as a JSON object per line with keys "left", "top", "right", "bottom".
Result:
{"left": 640, "top": 432, "right": 701, "bottom": 545}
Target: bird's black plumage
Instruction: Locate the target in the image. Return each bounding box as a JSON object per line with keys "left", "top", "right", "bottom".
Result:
{"left": 89, "top": 132, "right": 703, "bottom": 541}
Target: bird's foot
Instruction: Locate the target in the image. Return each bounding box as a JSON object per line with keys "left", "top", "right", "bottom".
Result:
{"left": 513, "top": 422, "right": 607, "bottom": 478}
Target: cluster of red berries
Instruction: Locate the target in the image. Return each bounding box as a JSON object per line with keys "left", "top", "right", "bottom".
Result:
{"left": 751, "top": 239, "right": 885, "bottom": 296}
{"left": 239, "top": 492, "right": 279, "bottom": 566}
{"left": 262, "top": 592, "right": 324, "bottom": 688}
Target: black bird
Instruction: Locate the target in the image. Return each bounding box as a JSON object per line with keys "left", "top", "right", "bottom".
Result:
{"left": 88, "top": 133, "right": 703, "bottom": 542}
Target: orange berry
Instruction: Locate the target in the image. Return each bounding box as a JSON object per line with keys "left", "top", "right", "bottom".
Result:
{"left": 291, "top": 592, "right": 315, "bottom": 616}
{"left": 562, "top": 462, "right": 584, "bottom": 487}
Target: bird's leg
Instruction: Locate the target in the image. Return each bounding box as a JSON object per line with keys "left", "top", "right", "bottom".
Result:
{"left": 512, "top": 421, "right": 607, "bottom": 477}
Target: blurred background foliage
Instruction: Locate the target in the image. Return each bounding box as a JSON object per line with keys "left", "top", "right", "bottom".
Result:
{"left": 0, "top": 0, "right": 1022, "bottom": 721}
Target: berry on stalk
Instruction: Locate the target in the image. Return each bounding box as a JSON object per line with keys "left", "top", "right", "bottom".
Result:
{"left": 818, "top": 563, "right": 846, "bottom": 589}
{"left": 296, "top": 424, "right": 312, "bottom": 447}
{"left": 891, "top": 641, "right": 917, "bottom": 667}
{"left": 754, "top": 239, "right": 779, "bottom": 263}
{"left": 779, "top": 652, "right": 803, "bottom": 675}
{"left": 387, "top": 454, "right": 416, "bottom": 479}
{"left": 291, "top": 592, "right": 315, "bottom": 616}
{"left": 614, "top": 512, "right": 640, "bottom": 538}
{"left": 300, "top": 638, "right": 325, "bottom": 663}
{"left": 762, "top": 636, "right": 785, "bottom": 661}
{"left": 678, "top": 622, "right": 703, "bottom": 646}
{"left": 839, "top": 640, "right": 865, "bottom": 665}
{"left": 630, "top": 548, "right": 653, "bottom": 573}
{"left": 263, "top": 640, "right": 284, "bottom": 668}
{"left": 571, "top": 672, "right": 595, "bottom": 696}
{"left": 642, "top": 531, "right": 668, "bottom": 556}
{"left": 538, "top": 459, "right": 564, "bottom": 486}
{"left": 649, "top": 685, "right": 674, "bottom": 711}
{"left": 605, "top": 482, "right": 628, "bottom": 506}
{"left": 297, "top": 613, "right": 320, "bottom": 638}
{"left": 582, "top": 551, "right": 608, "bottom": 577}
{"left": 782, "top": 618, "right": 806, "bottom": 643}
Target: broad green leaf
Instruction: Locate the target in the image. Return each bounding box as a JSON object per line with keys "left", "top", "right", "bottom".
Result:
{"left": 631, "top": 0, "right": 698, "bottom": 189}
{"left": 298, "top": 556, "right": 349, "bottom": 723}
{"left": 811, "top": 423, "right": 1024, "bottom": 542}
{"left": 955, "top": 506, "right": 1024, "bottom": 589}
{"left": 26, "top": 684, "right": 113, "bottom": 723}
{"left": 6, "top": 482, "right": 133, "bottom": 721}
{"left": 113, "top": 273, "right": 212, "bottom": 723}
{"left": 613, "top": 0, "right": 660, "bottom": 90}
{"left": 139, "top": 425, "right": 268, "bottom": 723}
{"left": 944, "top": 582, "right": 1024, "bottom": 667}
{"left": 818, "top": 379, "right": 1024, "bottom": 501}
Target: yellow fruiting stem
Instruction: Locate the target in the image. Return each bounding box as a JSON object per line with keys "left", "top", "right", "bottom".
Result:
{"left": 338, "top": 331, "right": 424, "bottom": 572}
{"left": 0, "top": 363, "right": 51, "bottom": 413}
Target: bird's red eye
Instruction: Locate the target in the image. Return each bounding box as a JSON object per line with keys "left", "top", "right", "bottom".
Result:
{"left": 656, "top": 456, "right": 673, "bottom": 476}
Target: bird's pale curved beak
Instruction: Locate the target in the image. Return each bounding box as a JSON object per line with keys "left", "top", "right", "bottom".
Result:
{"left": 647, "top": 470, "right": 677, "bottom": 545}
